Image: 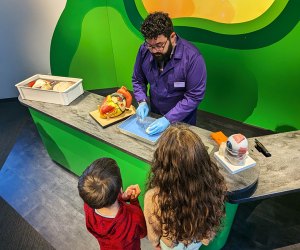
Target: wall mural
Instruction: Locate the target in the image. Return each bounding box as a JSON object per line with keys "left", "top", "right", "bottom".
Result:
{"left": 142, "top": 0, "right": 274, "bottom": 23}
{"left": 51, "top": 0, "right": 300, "bottom": 132}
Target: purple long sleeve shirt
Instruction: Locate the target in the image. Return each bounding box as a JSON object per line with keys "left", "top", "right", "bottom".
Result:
{"left": 132, "top": 36, "right": 206, "bottom": 125}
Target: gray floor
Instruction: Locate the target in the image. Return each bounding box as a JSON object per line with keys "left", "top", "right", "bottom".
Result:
{"left": 0, "top": 196, "right": 55, "bottom": 250}
{"left": 0, "top": 99, "right": 300, "bottom": 250}
{"left": 0, "top": 105, "right": 152, "bottom": 250}
{"left": 0, "top": 118, "right": 99, "bottom": 250}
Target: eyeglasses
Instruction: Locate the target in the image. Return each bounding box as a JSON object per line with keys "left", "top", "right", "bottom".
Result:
{"left": 145, "top": 39, "right": 168, "bottom": 52}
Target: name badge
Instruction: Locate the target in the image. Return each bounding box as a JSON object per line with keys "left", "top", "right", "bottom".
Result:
{"left": 174, "top": 81, "right": 185, "bottom": 88}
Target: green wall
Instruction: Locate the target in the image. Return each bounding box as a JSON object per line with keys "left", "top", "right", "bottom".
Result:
{"left": 50, "top": 0, "right": 300, "bottom": 132}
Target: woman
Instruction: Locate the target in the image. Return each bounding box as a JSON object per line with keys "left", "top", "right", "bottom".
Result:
{"left": 144, "top": 124, "right": 227, "bottom": 249}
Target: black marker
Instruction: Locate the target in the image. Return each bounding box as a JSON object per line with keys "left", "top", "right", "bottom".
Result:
{"left": 255, "top": 139, "right": 271, "bottom": 157}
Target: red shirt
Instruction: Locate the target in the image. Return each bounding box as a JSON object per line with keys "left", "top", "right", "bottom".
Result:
{"left": 84, "top": 196, "right": 147, "bottom": 250}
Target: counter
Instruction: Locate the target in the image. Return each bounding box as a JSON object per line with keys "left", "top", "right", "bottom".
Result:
{"left": 19, "top": 91, "right": 300, "bottom": 250}
{"left": 19, "top": 91, "right": 262, "bottom": 197}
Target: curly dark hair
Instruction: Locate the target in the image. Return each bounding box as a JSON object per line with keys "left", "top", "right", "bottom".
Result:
{"left": 78, "top": 158, "right": 122, "bottom": 209}
{"left": 147, "top": 124, "right": 227, "bottom": 244}
{"left": 141, "top": 12, "right": 174, "bottom": 39}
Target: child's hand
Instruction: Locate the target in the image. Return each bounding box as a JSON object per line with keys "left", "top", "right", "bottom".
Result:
{"left": 122, "top": 184, "right": 141, "bottom": 200}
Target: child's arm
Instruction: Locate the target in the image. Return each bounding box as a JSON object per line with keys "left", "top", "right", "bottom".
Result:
{"left": 122, "top": 185, "right": 147, "bottom": 238}
{"left": 144, "top": 189, "right": 161, "bottom": 248}
{"left": 121, "top": 184, "right": 141, "bottom": 203}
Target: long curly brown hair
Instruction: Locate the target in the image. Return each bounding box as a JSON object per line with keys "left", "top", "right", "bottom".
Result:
{"left": 147, "top": 124, "right": 227, "bottom": 244}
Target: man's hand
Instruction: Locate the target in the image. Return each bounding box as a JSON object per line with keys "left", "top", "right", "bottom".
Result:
{"left": 136, "top": 102, "right": 149, "bottom": 119}
{"left": 146, "top": 117, "right": 170, "bottom": 135}
{"left": 121, "top": 184, "right": 141, "bottom": 200}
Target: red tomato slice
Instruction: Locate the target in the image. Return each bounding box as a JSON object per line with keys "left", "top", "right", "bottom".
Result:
{"left": 28, "top": 81, "right": 36, "bottom": 87}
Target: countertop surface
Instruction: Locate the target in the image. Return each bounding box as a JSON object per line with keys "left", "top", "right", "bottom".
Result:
{"left": 19, "top": 92, "right": 300, "bottom": 202}
{"left": 244, "top": 130, "right": 300, "bottom": 202}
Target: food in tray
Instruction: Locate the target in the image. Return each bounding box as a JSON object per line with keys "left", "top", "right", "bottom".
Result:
{"left": 98, "top": 86, "right": 132, "bottom": 119}
{"left": 30, "top": 79, "right": 52, "bottom": 89}
{"left": 27, "top": 79, "right": 74, "bottom": 92}
{"left": 40, "top": 82, "right": 52, "bottom": 90}
{"left": 52, "top": 81, "right": 74, "bottom": 92}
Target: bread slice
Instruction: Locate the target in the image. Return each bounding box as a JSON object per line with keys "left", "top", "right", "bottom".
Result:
{"left": 53, "top": 81, "right": 74, "bottom": 92}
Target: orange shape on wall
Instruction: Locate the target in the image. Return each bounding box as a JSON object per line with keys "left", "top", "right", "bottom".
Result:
{"left": 142, "top": 0, "right": 274, "bottom": 24}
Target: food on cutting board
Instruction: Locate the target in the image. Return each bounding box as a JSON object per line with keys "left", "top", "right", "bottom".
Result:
{"left": 98, "top": 86, "right": 132, "bottom": 119}
{"left": 27, "top": 79, "right": 74, "bottom": 92}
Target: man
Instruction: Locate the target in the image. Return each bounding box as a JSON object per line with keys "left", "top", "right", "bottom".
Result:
{"left": 132, "top": 12, "right": 207, "bottom": 135}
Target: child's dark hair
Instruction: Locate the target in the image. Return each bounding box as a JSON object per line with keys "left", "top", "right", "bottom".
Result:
{"left": 78, "top": 158, "right": 122, "bottom": 209}
{"left": 141, "top": 12, "right": 174, "bottom": 39}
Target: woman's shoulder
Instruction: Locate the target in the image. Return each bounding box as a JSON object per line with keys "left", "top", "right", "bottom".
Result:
{"left": 144, "top": 188, "right": 160, "bottom": 209}
{"left": 144, "top": 188, "right": 159, "bottom": 199}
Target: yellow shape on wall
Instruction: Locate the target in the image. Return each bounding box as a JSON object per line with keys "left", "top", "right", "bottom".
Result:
{"left": 142, "top": 0, "right": 275, "bottom": 24}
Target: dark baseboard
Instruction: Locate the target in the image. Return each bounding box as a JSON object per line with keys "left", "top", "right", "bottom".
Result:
{"left": 0, "top": 97, "right": 18, "bottom": 103}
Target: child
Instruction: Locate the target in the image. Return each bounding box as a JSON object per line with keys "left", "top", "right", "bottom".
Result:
{"left": 78, "top": 157, "right": 147, "bottom": 250}
{"left": 144, "top": 124, "right": 227, "bottom": 250}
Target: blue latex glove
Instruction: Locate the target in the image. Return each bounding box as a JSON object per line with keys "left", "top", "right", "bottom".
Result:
{"left": 146, "top": 117, "right": 170, "bottom": 135}
{"left": 136, "top": 102, "right": 149, "bottom": 119}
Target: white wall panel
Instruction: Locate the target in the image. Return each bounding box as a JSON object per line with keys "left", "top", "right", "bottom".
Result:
{"left": 0, "top": 0, "right": 66, "bottom": 99}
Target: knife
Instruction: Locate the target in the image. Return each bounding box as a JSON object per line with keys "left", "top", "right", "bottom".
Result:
{"left": 255, "top": 139, "right": 271, "bottom": 157}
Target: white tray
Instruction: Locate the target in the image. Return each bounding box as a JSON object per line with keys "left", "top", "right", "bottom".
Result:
{"left": 15, "top": 74, "right": 84, "bottom": 105}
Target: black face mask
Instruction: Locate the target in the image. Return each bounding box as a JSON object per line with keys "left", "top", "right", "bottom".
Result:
{"left": 153, "top": 39, "right": 173, "bottom": 65}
